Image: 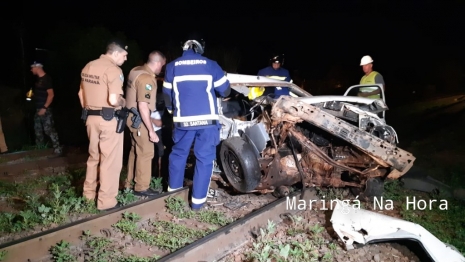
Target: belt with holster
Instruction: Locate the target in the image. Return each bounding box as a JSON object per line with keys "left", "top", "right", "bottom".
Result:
{"left": 86, "top": 108, "right": 119, "bottom": 120}
{"left": 83, "top": 107, "right": 128, "bottom": 133}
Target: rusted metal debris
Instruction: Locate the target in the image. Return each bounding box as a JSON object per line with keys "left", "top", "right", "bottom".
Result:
{"left": 248, "top": 95, "right": 415, "bottom": 192}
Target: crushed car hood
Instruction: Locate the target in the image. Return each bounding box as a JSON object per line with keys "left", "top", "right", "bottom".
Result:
{"left": 226, "top": 73, "right": 383, "bottom": 105}
{"left": 226, "top": 73, "right": 313, "bottom": 97}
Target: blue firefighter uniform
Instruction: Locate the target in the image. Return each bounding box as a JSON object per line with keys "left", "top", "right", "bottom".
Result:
{"left": 163, "top": 48, "right": 231, "bottom": 210}
{"left": 257, "top": 66, "right": 292, "bottom": 97}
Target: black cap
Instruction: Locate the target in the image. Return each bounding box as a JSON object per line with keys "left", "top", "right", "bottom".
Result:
{"left": 270, "top": 54, "right": 284, "bottom": 64}
{"left": 107, "top": 39, "right": 128, "bottom": 51}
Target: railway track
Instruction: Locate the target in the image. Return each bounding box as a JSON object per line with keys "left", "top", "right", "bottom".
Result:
{"left": 0, "top": 183, "right": 301, "bottom": 262}
{"left": 0, "top": 149, "right": 441, "bottom": 261}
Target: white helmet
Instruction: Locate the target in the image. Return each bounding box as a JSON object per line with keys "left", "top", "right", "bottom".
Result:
{"left": 360, "top": 55, "right": 374, "bottom": 66}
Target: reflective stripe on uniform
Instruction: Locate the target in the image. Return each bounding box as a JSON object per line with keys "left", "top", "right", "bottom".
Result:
{"left": 173, "top": 75, "right": 215, "bottom": 119}
{"left": 266, "top": 76, "right": 287, "bottom": 90}
{"left": 168, "top": 186, "right": 183, "bottom": 192}
{"left": 266, "top": 76, "right": 287, "bottom": 81}
{"left": 214, "top": 75, "right": 227, "bottom": 88}
{"left": 163, "top": 81, "right": 172, "bottom": 89}
{"left": 192, "top": 196, "right": 207, "bottom": 204}
{"left": 191, "top": 160, "right": 215, "bottom": 205}
{"left": 173, "top": 114, "right": 219, "bottom": 122}
{"left": 360, "top": 71, "right": 381, "bottom": 99}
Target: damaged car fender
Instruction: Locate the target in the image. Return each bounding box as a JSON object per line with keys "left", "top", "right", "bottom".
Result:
{"left": 330, "top": 199, "right": 465, "bottom": 262}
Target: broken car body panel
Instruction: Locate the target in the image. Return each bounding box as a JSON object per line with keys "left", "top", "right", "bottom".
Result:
{"left": 217, "top": 73, "right": 415, "bottom": 195}
{"left": 331, "top": 199, "right": 465, "bottom": 262}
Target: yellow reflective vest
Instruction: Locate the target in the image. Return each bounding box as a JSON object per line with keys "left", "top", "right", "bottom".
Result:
{"left": 359, "top": 71, "right": 382, "bottom": 99}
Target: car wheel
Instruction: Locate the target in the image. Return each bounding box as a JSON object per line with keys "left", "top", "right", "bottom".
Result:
{"left": 220, "top": 137, "right": 261, "bottom": 193}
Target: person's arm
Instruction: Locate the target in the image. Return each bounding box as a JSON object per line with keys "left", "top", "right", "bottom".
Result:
{"left": 162, "top": 63, "right": 174, "bottom": 114}
{"left": 44, "top": 77, "right": 54, "bottom": 108}
{"left": 137, "top": 75, "right": 158, "bottom": 142}
{"left": 285, "top": 69, "right": 292, "bottom": 82}
{"left": 44, "top": 89, "right": 54, "bottom": 108}
{"left": 212, "top": 61, "right": 231, "bottom": 97}
{"left": 106, "top": 67, "right": 126, "bottom": 107}
{"left": 78, "top": 85, "right": 84, "bottom": 108}
{"left": 139, "top": 102, "right": 153, "bottom": 130}
{"left": 151, "top": 112, "right": 162, "bottom": 127}
{"left": 375, "top": 74, "right": 386, "bottom": 92}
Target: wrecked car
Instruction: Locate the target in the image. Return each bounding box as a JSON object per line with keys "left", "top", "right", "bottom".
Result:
{"left": 215, "top": 73, "right": 416, "bottom": 198}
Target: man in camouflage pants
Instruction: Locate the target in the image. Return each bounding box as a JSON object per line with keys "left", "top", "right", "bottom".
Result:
{"left": 30, "top": 61, "right": 63, "bottom": 157}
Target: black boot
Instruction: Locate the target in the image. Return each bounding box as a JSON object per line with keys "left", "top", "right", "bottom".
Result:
{"left": 134, "top": 188, "right": 160, "bottom": 197}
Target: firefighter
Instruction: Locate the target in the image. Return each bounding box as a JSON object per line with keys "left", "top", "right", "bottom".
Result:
{"left": 256, "top": 54, "right": 292, "bottom": 98}
{"left": 163, "top": 35, "right": 231, "bottom": 211}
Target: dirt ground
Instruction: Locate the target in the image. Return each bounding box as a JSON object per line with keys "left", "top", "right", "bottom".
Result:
{"left": 0, "top": 150, "right": 438, "bottom": 262}
{"left": 39, "top": 190, "right": 279, "bottom": 261}
{"left": 219, "top": 193, "right": 422, "bottom": 262}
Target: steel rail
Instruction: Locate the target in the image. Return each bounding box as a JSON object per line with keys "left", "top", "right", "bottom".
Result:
{"left": 0, "top": 187, "right": 190, "bottom": 262}
{"left": 158, "top": 190, "right": 302, "bottom": 262}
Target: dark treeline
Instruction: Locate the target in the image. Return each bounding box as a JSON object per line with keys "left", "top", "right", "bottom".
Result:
{"left": 1, "top": 23, "right": 464, "bottom": 151}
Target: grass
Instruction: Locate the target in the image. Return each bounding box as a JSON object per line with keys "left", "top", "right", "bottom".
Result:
{"left": 0, "top": 170, "right": 99, "bottom": 235}
{"left": 232, "top": 180, "right": 465, "bottom": 262}
{"left": 112, "top": 211, "right": 214, "bottom": 253}
{"left": 20, "top": 142, "right": 50, "bottom": 151}
{"left": 244, "top": 219, "right": 337, "bottom": 262}
{"left": 47, "top": 196, "right": 233, "bottom": 261}
{"left": 0, "top": 167, "right": 163, "bottom": 237}
{"left": 165, "top": 196, "right": 233, "bottom": 226}
{"left": 383, "top": 180, "right": 465, "bottom": 255}
{"left": 48, "top": 232, "right": 161, "bottom": 262}
{"left": 110, "top": 196, "right": 232, "bottom": 255}
{"left": 390, "top": 94, "right": 465, "bottom": 116}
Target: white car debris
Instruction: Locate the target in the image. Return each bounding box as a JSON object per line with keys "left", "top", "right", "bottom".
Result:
{"left": 330, "top": 199, "right": 465, "bottom": 262}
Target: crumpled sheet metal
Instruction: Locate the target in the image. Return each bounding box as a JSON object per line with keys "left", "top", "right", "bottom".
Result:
{"left": 330, "top": 200, "right": 465, "bottom": 262}
{"left": 272, "top": 96, "right": 416, "bottom": 179}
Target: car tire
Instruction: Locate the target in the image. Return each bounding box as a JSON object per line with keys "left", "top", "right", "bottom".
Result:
{"left": 220, "top": 137, "right": 261, "bottom": 193}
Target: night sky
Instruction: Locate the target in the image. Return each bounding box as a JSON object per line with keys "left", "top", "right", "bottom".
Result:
{"left": 2, "top": 0, "right": 465, "bottom": 90}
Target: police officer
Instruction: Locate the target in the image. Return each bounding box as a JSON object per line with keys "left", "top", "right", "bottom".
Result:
{"left": 163, "top": 36, "right": 231, "bottom": 211}
{"left": 358, "top": 55, "right": 385, "bottom": 99}
{"left": 78, "top": 39, "right": 128, "bottom": 211}
{"left": 256, "top": 54, "right": 292, "bottom": 98}
{"left": 125, "top": 51, "right": 166, "bottom": 196}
